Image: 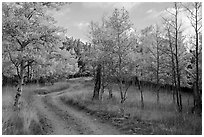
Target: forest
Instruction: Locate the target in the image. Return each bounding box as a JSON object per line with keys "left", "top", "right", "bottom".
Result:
{"left": 2, "top": 2, "right": 202, "bottom": 135}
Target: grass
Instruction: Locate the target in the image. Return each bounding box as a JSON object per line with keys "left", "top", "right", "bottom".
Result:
{"left": 60, "top": 78, "right": 202, "bottom": 135}
{"left": 34, "top": 82, "right": 70, "bottom": 95}
{"left": 2, "top": 86, "right": 43, "bottom": 134}
{"left": 2, "top": 78, "right": 201, "bottom": 135}
{"left": 2, "top": 82, "right": 71, "bottom": 135}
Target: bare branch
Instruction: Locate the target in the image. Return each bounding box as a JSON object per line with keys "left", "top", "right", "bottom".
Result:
{"left": 166, "top": 9, "right": 176, "bottom": 17}
{"left": 26, "top": 8, "right": 36, "bottom": 20}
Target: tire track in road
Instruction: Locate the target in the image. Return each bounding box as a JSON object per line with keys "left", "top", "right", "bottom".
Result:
{"left": 52, "top": 95, "right": 120, "bottom": 135}
{"left": 42, "top": 95, "right": 94, "bottom": 135}
{"left": 33, "top": 81, "right": 121, "bottom": 135}
{"left": 34, "top": 95, "right": 77, "bottom": 135}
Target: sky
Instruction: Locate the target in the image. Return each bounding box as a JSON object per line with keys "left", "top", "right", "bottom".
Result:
{"left": 48, "top": 2, "right": 185, "bottom": 42}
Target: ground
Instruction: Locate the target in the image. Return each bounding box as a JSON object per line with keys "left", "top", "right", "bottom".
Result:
{"left": 33, "top": 87, "right": 121, "bottom": 134}
{"left": 2, "top": 77, "right": 202, "bottom": 135}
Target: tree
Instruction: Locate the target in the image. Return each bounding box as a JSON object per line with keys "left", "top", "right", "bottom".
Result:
{"left": 162, "top": 2, "right": 191, "bottom": 112}
{"left": 87, "top": 8, "right": 138, "bottom": 103}
{"left": 88, "top": 19, "right": 115, "bottom": 100}
{"left": 182, "top": 2, "right": 202, "bottom": 114}
{"left": 163, "top": 23, "right": 178, "bottom": 103}
{"left": 140, "top": 25, "right": 164, "bottom": 103}
{"left": 62, "top": 37, "right": 87, "bottom": 74}
{"left": 129, "top": 50, "right": 145, "bottom": 109}
{"left": 2, "top": 2, "right": 69, "bottom": 108}
{"left": 106, "top": 8, "right": 136, "bottom": 103}
{"left": 45, "top": 47, "right": 79, "bottom": 79}
{"left": 88, "top": 21, "right": 104, "bottom": 100}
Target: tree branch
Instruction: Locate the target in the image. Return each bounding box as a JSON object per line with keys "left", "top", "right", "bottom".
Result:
{"left": 26, "top": 8, "right": 36, "bottom": 20}
{"left": 8, "top": 51, "right": 21, "bottom": 78}
{"left": 23, "top": 59, "right": 35, "bottom": 69}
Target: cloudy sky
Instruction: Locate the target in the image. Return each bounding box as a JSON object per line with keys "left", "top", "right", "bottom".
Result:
{"left": 49, "top": 2, "right": 178, "bottom": 42}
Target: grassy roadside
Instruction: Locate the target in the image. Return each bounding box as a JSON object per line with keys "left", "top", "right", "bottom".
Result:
{"left": 2, "top": 79, "right": 201, "bottom": 135}
{"left": 2, "top": 86, "right": 44, "bottom": 134}
{"left": 2, "top": 82, "right": 70, "bottom": 135}
{"left": 60, "top": 78, "right": 202, "bottom": 135}
{"left": 34, "top": 82, "right": 70, "bottom": 95}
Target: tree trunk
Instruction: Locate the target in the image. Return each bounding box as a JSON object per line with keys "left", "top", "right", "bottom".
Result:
{"left": 138, "top": 80, "right": 144, "bottom": 109}
{"left": 156, "top": 31, "right": 160, "bottom": 103}
{"left": 172, "top": 86, "right": 176, "bottom": 104}
{"left": 117, "top": 29, "right": 124, "bottom": 104}
{"left": 119, "top": 79, "right": 125, "bottom": 115}
{"left": 175, "top": 84, "right": 182, "bottom": 112}
{"left": 31, "top": 65, "right": 33, "bottom": 80}
{"left": 174, "top": 3, "right": 182, "bottom": 112}
{"left": 178, "top": 81, "right": 182, "bottom": 111}
{"left": 192, "top": 82, "right": 202, "bottom": 114}
{"left": 167, "top": 23, "right": 177, "bottom": 105}
{"left": 100, "top": 62, "right": 105, "bottom": 101}
{"left": 134, "top": 76, "right": 144, "bottom": 109}
{"left": 192, "top": 3, "right": 202, "bottom": 115}
{"left": 175, "top": 37, "right": 182, "bottom": 112}
{"left": 119, "top": 78, "right": 127, "bottom": 104}
{"left": 118, "top": 63, "right": 124, "bottom": 103}
{"left": 27, "top": 63, "right": 30, "bottom": 83}
{"left": 108, "top": 85, "right": 113, "bottom": 99}
{"left": 156, "top": 86, "right": 160, "bottom": 103}
{"left": 172, "top": 90, "right": 176, "bottom": 103}
{"left": 100, "top": 82, "right": 105, "bottom": 101}
{"left": 120, "top": 80, "right": 125, "bottom": 103}
{"left": 14, "top": 61, "right": 24, "bottom": 109}
{"left": 92, "top": 64, "right": 101, "bottom": 100}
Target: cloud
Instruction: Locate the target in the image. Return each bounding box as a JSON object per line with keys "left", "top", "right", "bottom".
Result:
{"left": 112, "top": 2, "right": 141, "bottom": 11}
{"left": 76, "top": 22, "right": 89, "bottom": 30}
{"left": 55, "top": 8, "right": 70, "bottom": 16}
{"left": 47, "top": 4, "right": 71, "bottom": 17}
{"left": 146, "top": 9, "right": 153, "bottom": 14}
{"left": 154, "top": 7, "right": 196, "bottom": 48}
{"left": 80, "top": 38, "right": 88, "bottom": 43}
{"left": 82, "top": 2, "right": 114, "bottom": 9}
{"left": 82, "top": 2, "right": 141, "bottom": 11}
{"left": 143, "top": 7, "right": 195, "bottom": 38}
{"left": 160, "top": 8, "right": 194, "bottom": 35}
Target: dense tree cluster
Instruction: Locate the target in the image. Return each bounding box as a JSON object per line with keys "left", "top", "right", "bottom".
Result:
{"left": 86, "top": 3, "right": 202, "bottom": 113}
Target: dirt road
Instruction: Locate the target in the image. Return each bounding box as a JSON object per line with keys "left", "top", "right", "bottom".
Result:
{"left": 33, "top": 85, "right": 120, "bottom": 135}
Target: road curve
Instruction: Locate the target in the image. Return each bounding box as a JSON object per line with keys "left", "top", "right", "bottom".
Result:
{"left": 33, "top": 88, "right": 120, "bottom": 135}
